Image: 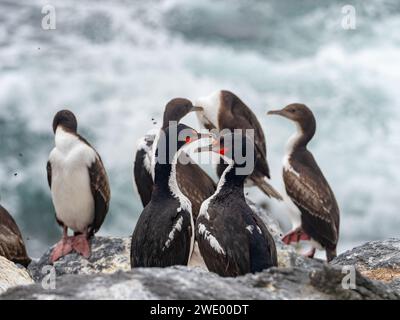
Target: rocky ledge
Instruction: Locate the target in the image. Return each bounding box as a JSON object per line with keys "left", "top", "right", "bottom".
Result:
{"left": 1, "top": 236, "right": 400, "bottom": 300}
{"left": 1, "top": 204, "right": 399, "bottom": 300}
{"left": 0, "top": 256, "right": 33, "bottom": 294}
{"left": 332, "top": 238, "right": 400, "bottom": 292}
{"left": 28, "top": 237, "right": 131, "bottom": 282}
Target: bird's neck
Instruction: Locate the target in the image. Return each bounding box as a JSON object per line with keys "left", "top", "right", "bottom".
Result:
{"left": 286, "top": 121, "right": 315, "bottom": 155}
{"left": 161, "top": 117, "right": 173, "bottom": 130}
{"left": 55, "top": 127, "right": 79, "bottom": 153}
{"left": 215, "top": 159, "right": 246, "bottom": 198}
{"left": 153, "top": 164, "right": 171, "bottom": 193}
{"left": 153, "top": 149, "right": 180, "bottom": 198}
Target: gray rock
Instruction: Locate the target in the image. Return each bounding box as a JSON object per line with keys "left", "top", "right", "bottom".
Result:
{"left": 2, "top": 261, "right": 398, "bottom": 300}
{"left": 0, "top": 256, "right": 33, "bottom": 294}
{"left": 332, "top": 238, "right": 400, "bottom": 292}
{"left": 1, "top": 235, "right": 399, "bottom": 300}
{"left": 28, "top": 237, "right": 131, "bottom": 282}
{"left": 2, "top": 207, "right": 399, "bottom": 300}
{"left": 332, "top": 238, "right": 400, "bottom": 269}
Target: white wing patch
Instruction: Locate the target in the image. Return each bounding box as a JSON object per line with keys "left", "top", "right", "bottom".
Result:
{"left": 163, "top": 216, "right": 184, "bottom": 250}
{"left": 246, "top": 225, "right": 254, "bottom": 234}
{"left": 246, "top": 225, "right": 262, "bottom": 235}
{"left": 198, "top": 223, "right": 225, "bottom": 255}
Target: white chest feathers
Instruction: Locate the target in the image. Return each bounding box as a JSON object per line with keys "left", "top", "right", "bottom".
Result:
{"left": 49, "top": 128, "right": 97, "bottom": 233}
{"left": 282, "top": 124, "right": 303, "bottom": 230}
{"left": 283, "top": 124, "right": 302, "bottom": 177}
{"left": 194, "top": 90, "right": 221, "bottom": 129}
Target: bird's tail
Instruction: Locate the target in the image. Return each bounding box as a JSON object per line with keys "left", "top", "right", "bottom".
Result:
{"left": 252, "top": 176, "right": 283, "bottom": 201}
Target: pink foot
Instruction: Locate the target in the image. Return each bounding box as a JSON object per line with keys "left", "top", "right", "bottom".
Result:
{"left": 50, "top": 237, "right": 73, "bottom": 263}
{"left": 304, "top": 247, "right": 316, "bottom": 259}
{"left": 72, "top": 234, "right": 91, "bottom": 258}
{"left": 298, "top": 232, "right": 311, "bottom": 242}
{"left": 282, "top": 228, "right": 311, "bottom": 244}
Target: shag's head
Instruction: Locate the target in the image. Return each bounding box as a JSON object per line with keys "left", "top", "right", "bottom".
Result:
{"left": 195, "top": 131, "right": 256, "bottom": 177}
{"left": 52, "top": 110, "right": 77, "bottom": 134}
{"left": 162, "top": 98, "right": 202, "bottom": 129}
{"left": 267, "top": 103, "right": 315, "bottom": 129}
{"left": 156, "top": 123, "right": 210, "bottom": 164}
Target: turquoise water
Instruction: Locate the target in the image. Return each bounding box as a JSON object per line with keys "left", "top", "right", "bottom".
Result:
{"left": 0, "top": 0, "right": 399, "bottom": 258}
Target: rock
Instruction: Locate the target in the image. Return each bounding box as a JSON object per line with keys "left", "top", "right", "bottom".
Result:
{"left": 1, "top": 235, "right": 399, "bottom": 300}
{"left": 28, "top": 237, "right": 131, "bottom": 282}
{"left": 0, "top": 256, "right": 33, "bottom": 294}
{"left": 2, "top": 204, "right": 399, "bottom": 300}
{"left": 2, "top": 261, "right": 398, "bottom": 300}
{"left": 332, "top": 238, "right": 400, "bottom": 292}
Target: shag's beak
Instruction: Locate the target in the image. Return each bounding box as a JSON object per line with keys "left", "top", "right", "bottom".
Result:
{"left": 191, "top": 106, "right": 204, "bottom": 112}
{"left": 267, "top": 109, "right": 284, "bottom": 116}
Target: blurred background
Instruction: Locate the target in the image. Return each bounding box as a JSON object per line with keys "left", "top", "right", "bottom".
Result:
{"left": 0, "top": 0, "right": 399, "bottom": 258}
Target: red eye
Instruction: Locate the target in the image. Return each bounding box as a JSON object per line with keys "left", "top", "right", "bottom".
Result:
{"left": 185, "top": 136, "right": 191, "bottom": 143}
{"left": 219, "top": 148, "right": 226, "bottom": 155}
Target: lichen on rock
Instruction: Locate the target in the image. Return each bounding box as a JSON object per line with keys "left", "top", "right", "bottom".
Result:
{"left": 332, "top": 238, "right": 400, "bottom": 292}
